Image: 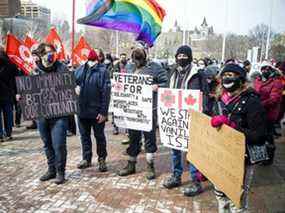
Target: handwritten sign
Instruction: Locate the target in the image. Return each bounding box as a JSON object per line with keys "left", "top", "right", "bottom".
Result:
{"left": 111, "top": 73, "right": 153, "bottom": 131}
{"left": 187, "top": 111, "right": 245, "bottom": 208}
{"left": 158, "top": 89, "right": 202, "bottom": 151}
{"left": 16, "top": 72, "right": 78, "bottom": 120}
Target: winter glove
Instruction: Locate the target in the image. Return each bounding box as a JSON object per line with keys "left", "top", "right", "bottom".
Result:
{"left": 211, "top": 115, "right": 236, "bottom": 129}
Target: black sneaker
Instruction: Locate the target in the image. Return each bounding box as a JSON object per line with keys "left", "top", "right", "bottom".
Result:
{"left": 163, "top": 175, "right": 182, "bottom": 189}
{"left": 183, "top": 181, "right": 203, "bottom": 197}
{"left": 40, "top": 170, "right": 56, "bottom": 181}
{"left": 77, "top": 160, "right": 91, "bottom": 169}
{"left": 0, "top": 136, "right": 4, "bottom": 143}
{"left": 98, "top": 158, "right": 108, "bottom": 172}
{"left": 6, "top": 136, "right": 13, "bottom": 141}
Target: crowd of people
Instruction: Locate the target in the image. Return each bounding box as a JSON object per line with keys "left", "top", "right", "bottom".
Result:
{"left": 1, "top": 41, "right": 285, "bottom": 212}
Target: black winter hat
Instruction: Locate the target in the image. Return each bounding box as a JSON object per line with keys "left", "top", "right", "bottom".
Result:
{"left": 175, "top": 45, "right": 193, "bottom": 62}
{"left": 221, "top": 64, "right": 247, "bottom": 80}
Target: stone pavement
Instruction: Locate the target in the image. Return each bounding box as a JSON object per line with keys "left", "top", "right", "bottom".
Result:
{"left": 0, "top": 121, "right": 284, "bottom": 213}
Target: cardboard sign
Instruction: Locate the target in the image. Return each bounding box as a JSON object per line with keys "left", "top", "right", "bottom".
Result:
{"left": 16, "top": 72, "right": 78, "bottom": 120}
{"left": 187, "top": 111, "right": 245, "bottom": 208}
{"left": 111, "top": 73, "right": 153, "bottom": 131}
{"left": 158, "top": 88, "right": 202, "bottom": 151}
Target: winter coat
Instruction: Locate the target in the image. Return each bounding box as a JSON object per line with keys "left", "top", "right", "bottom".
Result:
{"left": 169, "top": 64, "right": 211, "bottom": 114}
{"left": 213, "top": 88, "right": 267, "bottom": 153}
{"left": 134, "top": 61, "right": 168, "bottom": 110}
{"left": 0, "top": 53, "right": 19, "bottom": 103}
{"left": 75, "top": 63, "right": 111, "bottom": 118}
{"left": 254, "top": 76, "right": 283, "bottom": 122}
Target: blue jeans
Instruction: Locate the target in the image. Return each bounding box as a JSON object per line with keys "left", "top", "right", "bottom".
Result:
{"left": 78, "top": 118, "right": 107, "bottom": 162}
{"left": 0, "top": 101, "right": 14, "bottom": 138}
{"left": 37, "top": 117, "right": 68, "bottom": 172}
{"left": 171, "top": 149, "right": 200, "bottom": 182}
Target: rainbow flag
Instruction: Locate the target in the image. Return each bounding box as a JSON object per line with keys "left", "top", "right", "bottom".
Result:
{"left": 78, "top": 0, "right": 166, "bottom": 47}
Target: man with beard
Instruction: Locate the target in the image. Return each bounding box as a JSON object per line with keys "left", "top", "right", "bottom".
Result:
{"left": 118, "top": 44, "right": 168, "bottom": 180}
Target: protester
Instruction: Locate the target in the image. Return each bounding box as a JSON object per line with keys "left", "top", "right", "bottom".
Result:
{"left": 75, "top": 49, "right": 111, "bottom": 172}
{"left": 0, "top": 46, "right": 18, "bottom": 142}
{"left": 118, "top": 43, "right": 168, "bottom": 180}
{"left": 254, "top": 61, "right": 284, "bottom": 165}
{"left": 211, "top": 64, "right": 267, "bottom": 212}
{"left": 111, "top": 53, "right": 129, "bottom": 135}
{"left": 32, "top": 43, "right": 70, "bottom": 184}
{"left": 162, "top": 45, "right": 209, "bottom": 197}
{"left": 243, "top": 60, "right": 251, "bottom": 74}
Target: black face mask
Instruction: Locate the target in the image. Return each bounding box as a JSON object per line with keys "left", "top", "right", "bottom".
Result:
{"left": 262, "top": 71, "right": 271, "bottom": 79}
{"left": 121, "top": 59, "right": 127, "bottom": 65}
{"left": 222, "top": 76, "right": 242, "bottom": 92}
{"left": 177, "top": 58, "right": 189, "bottom": 67}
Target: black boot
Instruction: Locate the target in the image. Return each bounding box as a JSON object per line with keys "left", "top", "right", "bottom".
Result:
{"left": 53, "top": 172, "right": 65, "bottom": 185}
{"left": 163, "top": 175, "right": 182, "bottom": 189}
{"left": 183, "top": 181, "right": 203, "bottom": 197}
{"left": 146, "top": 162, "right": 156, "bottom": 180}
{"left": 77, "top": 160, "right": 92, "bottom": 169}
{"left": 98, "top": 158, "right": 108, "bottom": 172}
{"left": 40, "top": 168, "right": 56, "bottom": 181}
{"left": 118, "top": 160, "right": 136, "bottom": 176}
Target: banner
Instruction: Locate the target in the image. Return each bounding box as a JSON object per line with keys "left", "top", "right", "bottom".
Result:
{"left": 72, "top": 36, "right": 92, "bottom": 65}
{"left": 158, "top": 89, "right": 202, "bottom": 151}
{"left": 6, "top": 34, "right": 36, "bottom": 75}
{"left": 46, "top": 27, "right": 66, "bottom": 61}
{"left": 112, "top": 73, "right": 153, "bottom": 131}
{"left": 187, "top": 111, "right": 245, "bottom": 208}
{"left": 16, "top": 72, "right": 78, "bottom": 120}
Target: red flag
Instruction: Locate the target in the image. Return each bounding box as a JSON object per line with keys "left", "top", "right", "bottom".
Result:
{"left": 6, "top": 34, "right": 36, "bottom": 75}
{"left": 24, "top": 35, "right": 38, "bottom": 51}
{"left": 72, "top": 36, "right": 92, "bottom": 65}
{"left": 45, "top": 27, "right": 66, "bottom": 61}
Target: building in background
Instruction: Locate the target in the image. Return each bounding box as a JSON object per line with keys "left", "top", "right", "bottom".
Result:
{"left": 20, "top": 0, "right": 51, "bottom": 24}
{"left": 0, "top": 0, "right": 21, "bottom": 17}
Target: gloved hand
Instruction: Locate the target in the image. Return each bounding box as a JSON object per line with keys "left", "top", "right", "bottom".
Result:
{"left": 211, "top": 115, "right": 236, "bottom": 129}
{"left": 75, "top": 86, "right": 81, "bottom": 96}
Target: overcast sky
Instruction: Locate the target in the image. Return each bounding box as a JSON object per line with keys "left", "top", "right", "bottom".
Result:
{"left": 33, "top": 0, "right": 285, "bottom": 35}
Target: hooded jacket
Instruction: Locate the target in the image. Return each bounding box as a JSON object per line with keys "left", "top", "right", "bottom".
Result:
{"left": 75, "top": 63, "right": 111, "bottom": 118}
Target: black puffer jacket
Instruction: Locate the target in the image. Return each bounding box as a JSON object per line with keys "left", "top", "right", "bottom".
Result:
{"left": 0, "top": 53, "right": 18, "bottom": 102}
{"left": 213, "top": 88, "right": 267, "bottom": 146}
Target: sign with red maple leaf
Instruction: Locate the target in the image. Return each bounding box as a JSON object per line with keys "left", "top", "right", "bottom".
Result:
{"left": 158, "top": 88, "right": 203, "bottom": 151}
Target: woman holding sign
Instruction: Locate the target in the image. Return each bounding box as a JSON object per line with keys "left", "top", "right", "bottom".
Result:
{"left": 211, "top": 64, "right": 267, "bottom": 212}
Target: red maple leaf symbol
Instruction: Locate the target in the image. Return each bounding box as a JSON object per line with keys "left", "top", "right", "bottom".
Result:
{"left": 114, "top": 83, "right": 123, "bottom": 92}
{"left": 185, "top": 94, "right": 197, "bottom": 106}
{"left": 161, "top": 90, "right": 176, "bottom": 108}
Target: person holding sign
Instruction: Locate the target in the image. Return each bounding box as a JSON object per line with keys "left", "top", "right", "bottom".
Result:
{"left": 162, "top": 45, "right": 210, "bottom": 197}
{"left": 33, "top": 43, "right": 70, "bottom": 184}
{"left": 118, "top": 43, "right": 168, "bottom": 180}
{"left": 75, "top": 49, "right": 111, "bottom": 172}
{"left": 211, "top": 64, "right": 267, "bottom": 212}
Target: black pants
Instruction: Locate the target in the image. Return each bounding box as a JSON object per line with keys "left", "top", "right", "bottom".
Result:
{"left": 15, "top": 102, "right": 22, "bottom": 125}
{"left": 126, "top": 113, "right": 157, "bottom": 157}
{"left": 68, "top": 115, "right": 76, "bottom": 134}
{"left": 78, "top": 118, "right": 107, "bottom": 162}
{"left": 266, "top": 121, "right": 276, "bottom": 162}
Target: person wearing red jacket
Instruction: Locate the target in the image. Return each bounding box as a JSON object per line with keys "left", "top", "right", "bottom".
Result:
{"left": 254, "top": 61, "right": 284, "bottom": 165}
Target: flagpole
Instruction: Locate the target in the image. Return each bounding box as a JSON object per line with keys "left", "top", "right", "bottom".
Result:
{"left": 221, "top": 0, "right": 228, "bottom": 62}
{"left": 265, "top": 0, "right": 273, "bottom": 60}
{"left": 116, "top": 31, "right": 119, "bottom": 57}
{"left": 71, "top": 0, "right": 76, "bottom": 65}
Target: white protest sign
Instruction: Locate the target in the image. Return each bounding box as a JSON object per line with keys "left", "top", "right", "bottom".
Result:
{"left": 158, "top": 88, "right": 202, "bottom": 151}
{"left": 111, "top": 73, "right": 153, "bottom": 132}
